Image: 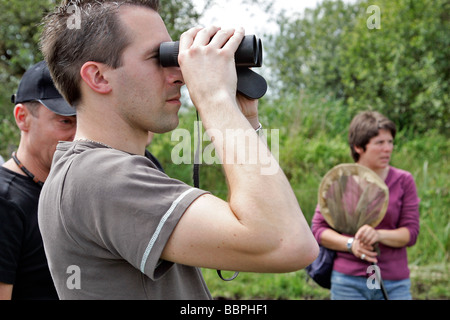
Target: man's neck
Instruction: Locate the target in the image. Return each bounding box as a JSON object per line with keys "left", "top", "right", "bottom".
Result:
{"left": 4, "top": 148, "right": 49, "bottom": 183}
{"left": 75, "top": 98, "right": 148, "bottom": 156}
{"left": 75, "top": 125, "right": 148, "bottom": 156}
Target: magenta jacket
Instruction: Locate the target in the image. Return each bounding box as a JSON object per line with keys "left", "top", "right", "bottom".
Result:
{"left": 312, "top": 166, "right": 420, "bottom": 280}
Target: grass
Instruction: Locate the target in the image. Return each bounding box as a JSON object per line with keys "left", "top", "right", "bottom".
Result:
{"left": 202, "top": 263, "right": 449, "bottom": 300}
{"left": 201, "top": 269, "right": 330, "bottom": 300}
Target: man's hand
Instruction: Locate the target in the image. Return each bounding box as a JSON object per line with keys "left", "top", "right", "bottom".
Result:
{"left": 178, "top": 26, "right": 245, "bottom": 110}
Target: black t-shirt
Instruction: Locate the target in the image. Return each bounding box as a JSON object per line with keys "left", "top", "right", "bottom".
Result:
{"left": 0, "top": 166, "right": 58, "bottom": 300}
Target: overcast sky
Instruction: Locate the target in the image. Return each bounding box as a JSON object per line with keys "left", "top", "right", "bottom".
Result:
{"left": 186, "top": 1, "right": 357, "bottom": 98}
{"left": 193, "top": 0, "right": 323, "bottom": 35}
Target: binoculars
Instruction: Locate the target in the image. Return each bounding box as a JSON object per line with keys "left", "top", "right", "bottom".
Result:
{"left": 159, "top": 35, "right": 267, "bottom": 99}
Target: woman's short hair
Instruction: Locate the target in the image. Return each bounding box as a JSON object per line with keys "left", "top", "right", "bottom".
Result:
{"left": 348, "top": 111, "right": 396, "bottom": 162}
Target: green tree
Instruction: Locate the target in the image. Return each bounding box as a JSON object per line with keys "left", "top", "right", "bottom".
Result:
{"left": 267, "top": 0, "right": 449, "bottom": 134}
{"left": 0, "top": 0, "right": 55, "bottom": 157}
{"left": 0, "top": 0, "right": 54, "bottom": 117}
{"left": 266, "top": 0, "right": 359, "bottom": 99}
{"left": 339, "top": 0, "right": 449, "bottom": 134}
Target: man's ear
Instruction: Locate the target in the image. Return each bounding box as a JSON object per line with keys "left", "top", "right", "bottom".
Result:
{"left": 354, "top": 145, "right": 364, "bottom": 155}
{"left": 80, "top": 61, "right": 112, "bottom": 94}
{"left": 14, "top": 104, "right": 31, "bottom": 132}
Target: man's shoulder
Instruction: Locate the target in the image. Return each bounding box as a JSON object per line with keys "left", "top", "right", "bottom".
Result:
{"left": 0, "top": 167, "right": 39, "bottom": 222}
{"left": 51, "top": 141, "right": 164, "bottom": 191}
{"left": 53, "top": 141, "right": 130, "bottom": 172}
{"left": 0, "top": 166, "right": 39, "bottom": 203}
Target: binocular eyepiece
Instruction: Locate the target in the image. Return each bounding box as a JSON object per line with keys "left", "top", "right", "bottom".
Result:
{"left": 159, "top": 35, "right": 263, "bottom": 68}
{"left": 159, "top": 35, "right": 267, "bottom": 99}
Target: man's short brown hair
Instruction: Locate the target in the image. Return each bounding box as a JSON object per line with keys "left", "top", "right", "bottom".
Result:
{"left": 40, "top": 0, "right": 159, "bottom": 107}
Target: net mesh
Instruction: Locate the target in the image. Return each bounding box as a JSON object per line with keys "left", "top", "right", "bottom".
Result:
{"left": 318, "top": 164, "right": 389, "bottom": 235}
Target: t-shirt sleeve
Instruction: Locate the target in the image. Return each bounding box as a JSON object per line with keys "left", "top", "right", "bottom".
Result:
{"left": 62, "top": 150, "right": 209, "bottom": 281}
{"left": 0, "top": 200, "right": 23, "bottom": 284}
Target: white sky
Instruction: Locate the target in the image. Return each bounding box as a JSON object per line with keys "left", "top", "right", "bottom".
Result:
{"left": 193, "top": 0, "right": 322, "bottom": 35}
{"left": 185, "top": 1, "right": 357, "bottom": 99}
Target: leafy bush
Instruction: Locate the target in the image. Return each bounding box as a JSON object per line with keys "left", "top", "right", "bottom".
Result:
{"left": 267, "top": 0, "right": 450, "bottom": 135}
{"left": 0, "top": 117, "right": 19, "bottom": 160}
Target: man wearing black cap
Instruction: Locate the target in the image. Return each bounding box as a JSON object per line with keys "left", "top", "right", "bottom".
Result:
{"left": 0, "top": 61, "right": 76, "bottom": 299}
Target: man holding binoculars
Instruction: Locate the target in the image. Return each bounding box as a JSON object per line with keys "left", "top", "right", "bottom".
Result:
{"left": 38, "top": 0, "right": 318, "bottom": 299}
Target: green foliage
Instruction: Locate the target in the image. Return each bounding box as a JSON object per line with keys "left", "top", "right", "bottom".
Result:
{"left": 0, "top": 118, "right": 20, "bottom": 160}
{"left": 0, "top": 0, "right": 54, "bottom": 120}
{"left": 267, "top": 0, "right": 449, "bottom": 135}
{"left": 340, "top": 0, "right": 450, "bottom": 135}
{"left": 267, "top": 0, "right": 359, "bottom": 98}
{"left": 392, "top": 130, "right": 449, "bottom": 266}
{"left": 202, "top": 269, "right": 330, "bottom": 300}
{"left": 0, "top": 0, "right": 53, "bottom": 75}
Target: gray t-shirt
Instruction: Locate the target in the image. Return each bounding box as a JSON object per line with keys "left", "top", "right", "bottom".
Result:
{"left": 38, "top": 140, "right": 211, "bottom": 299}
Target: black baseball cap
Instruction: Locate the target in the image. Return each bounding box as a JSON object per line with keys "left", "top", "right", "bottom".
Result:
{"left": 11, "top": 61, "right": 76, "bottom": 116}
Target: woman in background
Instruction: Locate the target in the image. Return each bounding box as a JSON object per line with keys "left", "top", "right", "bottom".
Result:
{"left": 312, "top": 111, "right": 420, "bottom": 300}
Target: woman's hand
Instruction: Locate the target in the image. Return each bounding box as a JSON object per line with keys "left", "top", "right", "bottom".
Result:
{"left": 351, "top": 237, "right": 378, "bottom": 263}
{"left": 353, "top": 224, "right": 380, "bottom": 263}
{"left": 356, "top": 224, "right": 380, "bottom": 245}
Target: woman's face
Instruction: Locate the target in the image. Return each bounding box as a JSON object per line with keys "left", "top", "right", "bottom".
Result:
{"left": 355, "top": 129, "right": 394, "bottom": 172}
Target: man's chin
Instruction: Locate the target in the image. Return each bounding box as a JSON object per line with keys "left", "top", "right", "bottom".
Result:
{"left": 152, "top": 120, "right": 180, "bottom": 134}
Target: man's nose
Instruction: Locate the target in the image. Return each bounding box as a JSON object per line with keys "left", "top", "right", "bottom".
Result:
{"left": 167, "top": 67, "right": 184, "bottom": 86}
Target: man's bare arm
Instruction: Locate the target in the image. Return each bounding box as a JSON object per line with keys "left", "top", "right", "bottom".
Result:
{"left": 162, "top": 27, "right": 318, "bottom": 273}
